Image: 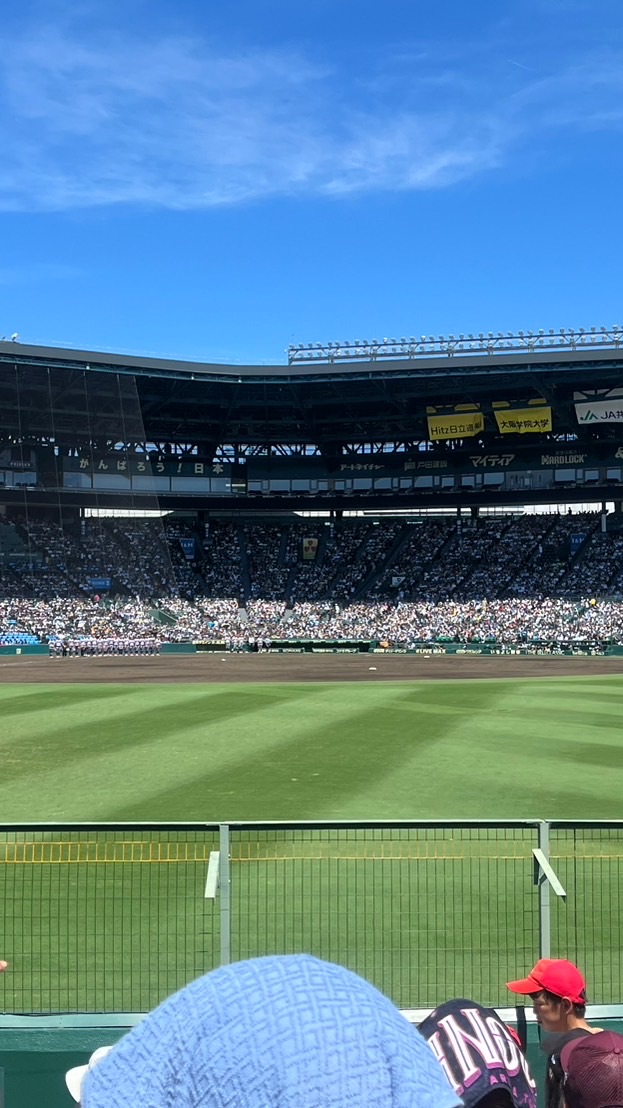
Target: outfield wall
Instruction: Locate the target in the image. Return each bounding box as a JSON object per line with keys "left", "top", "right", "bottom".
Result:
{"left": 198, "top": 639, "right": 621, "bottom": 654}
{"left": 3, "top": 1006, "right": 623, "bottom": 1107}
{"left": 0, "top": 640, "right": 619, "bottom": 657}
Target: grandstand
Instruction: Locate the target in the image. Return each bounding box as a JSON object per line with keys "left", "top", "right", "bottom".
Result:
{"left": 2, "top": 331, "right": 623, "bottom": 647}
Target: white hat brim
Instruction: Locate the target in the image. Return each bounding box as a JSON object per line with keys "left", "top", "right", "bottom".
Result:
{"left": 66, "top": 1046, "right": 115, "bottom": 1101}
{"left": 65, "top": 1063, "right": 88, "bottom": 1101}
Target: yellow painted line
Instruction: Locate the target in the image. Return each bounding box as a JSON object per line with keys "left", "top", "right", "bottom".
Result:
{"left": 0, "top": 843, "right": 620, "bottom": 865}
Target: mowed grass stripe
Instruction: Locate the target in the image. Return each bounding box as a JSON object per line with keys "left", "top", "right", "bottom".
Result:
{"left": 0, "top": 685, "right": 334, "bottom": 820}
{"left": 448, "top": 682, "right": 623, "bottom": 817}
{"left": 103, "top": 680, "right": 506, "bottom": 821}
{"left": 298, "top": 678, "right": 623, "bottom": 819}
{"left": 93, "top": 683, "right": 443, "bottom": 821}
{"left": 0, "top": 676, "right": 622, "bottom": 1016}
{"left": 0, "top": 683, "right": 322, "bottom": 751}
{"left": 0, "top": 685, "right": 144, "bottom": 721}
{"left": 1, "top": 677, "right": 623, "bottom": 820}
{"left": 3, "top": 682, "right": 402, "bottom": 819}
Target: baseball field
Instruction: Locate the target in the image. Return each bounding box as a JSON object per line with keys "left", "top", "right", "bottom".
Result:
{"left": 0, "top": 653, "right": 621, "bottom": 1014}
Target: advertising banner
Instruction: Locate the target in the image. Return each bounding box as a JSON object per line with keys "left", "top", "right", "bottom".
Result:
{"left": 574, "top": 390, "right": 623, "bottom": 424}
{"left": 64, "top": 457, "right": 231, "bottom": 477}
{"left": 494, "top": 407, "right": 552, "bottom": 433}
{"left": 427, "top": 412, "right": 484, "bottom": 441}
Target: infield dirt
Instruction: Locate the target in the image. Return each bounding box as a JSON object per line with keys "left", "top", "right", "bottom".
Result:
{"left": 2, "top": 652, "right": 623, "bottom": 683}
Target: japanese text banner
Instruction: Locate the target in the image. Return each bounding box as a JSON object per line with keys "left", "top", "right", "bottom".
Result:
{"left": 574, "top": 397, "right": 623, "bottom": 424}
{"left": 494, "top": 407, "right": 552, "bottom": 434}
{"left": 427, "top": 412, "right": 484, "bottom": 441}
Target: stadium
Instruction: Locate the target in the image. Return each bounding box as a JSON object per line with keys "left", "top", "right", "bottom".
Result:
{"left": 1, "top": 329, "right": 623, "bottom": 1103}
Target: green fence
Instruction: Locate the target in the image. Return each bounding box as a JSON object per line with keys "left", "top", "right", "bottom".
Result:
{"left": 0, "top": 821, "right": 621, "bottom": 1015}
{"left": 549, "top": 824, "right": 623, "bottom": 1003}
{"left": 0, "top": 827, "right": 220, "bottom": 1014}
{"left": 228, "top": 823, "right": 539, "bottom": 1008}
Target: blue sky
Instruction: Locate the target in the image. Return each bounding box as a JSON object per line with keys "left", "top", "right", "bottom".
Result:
{"left": 0, "top": 0, "right": 621, "bottom": 364}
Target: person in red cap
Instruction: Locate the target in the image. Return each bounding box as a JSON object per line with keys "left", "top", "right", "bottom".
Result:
{"left": 507, "top": 959, "right": 602, "bottom": 1107}
{"left": 507, "top": 959, "right": 597, "bottom": 1036}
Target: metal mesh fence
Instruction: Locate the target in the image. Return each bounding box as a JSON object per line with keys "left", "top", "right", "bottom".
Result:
{"left": 0, "top": 822, "right": 621, "bottom": 1014}
{"left": 0, "top": 828, "right": 220, "bottom": 1013}
{"left": 550, "top": 824, "right": 623, "bottom": 1004}
{"left": 230, "top": 823, "right": 538, "bottom": 1009}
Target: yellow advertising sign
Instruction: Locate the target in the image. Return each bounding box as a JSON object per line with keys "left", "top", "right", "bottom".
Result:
{"left": 427, "top": 412, "right": 484, "bottom": 441}
{"left": 494, "top": 407, "right": 552, "bottom": 434}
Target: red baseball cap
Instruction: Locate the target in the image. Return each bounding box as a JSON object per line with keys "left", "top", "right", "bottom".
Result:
{"left": 507, "top": 959, "right": 586, "bottom": 1005}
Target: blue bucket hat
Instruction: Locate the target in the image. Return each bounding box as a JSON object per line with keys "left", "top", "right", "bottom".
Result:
{"left": 82, "top": 955, "right": 462, "bottom": 1108}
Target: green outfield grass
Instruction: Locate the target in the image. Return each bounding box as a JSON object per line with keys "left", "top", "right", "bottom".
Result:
{"left": 0, "top": 676, "right": 621, "bottom": 1014}
{"left": 2, "top": 676, "right": 623, "bottom": 821}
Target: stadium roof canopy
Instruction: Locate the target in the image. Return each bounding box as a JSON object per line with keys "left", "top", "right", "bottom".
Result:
{"left": 2, "top": 337, "right": 623, "bottom": 454}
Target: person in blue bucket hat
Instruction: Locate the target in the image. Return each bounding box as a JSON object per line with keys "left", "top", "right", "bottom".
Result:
{"left": 71, "top": 955, "right": 462, "bottom": 1108}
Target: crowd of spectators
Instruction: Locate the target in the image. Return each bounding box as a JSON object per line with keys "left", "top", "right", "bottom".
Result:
{"left": 2, "top": 510, "right": 623, "bottom": 648}
{"left": 2, "top": 592, "right": 623, "bottom": 649}
{"left": 245, "top": 524, "right": 289, "bottom": 600}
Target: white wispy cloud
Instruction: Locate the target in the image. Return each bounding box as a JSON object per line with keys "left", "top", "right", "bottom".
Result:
{"left": 0, "top": 25, "right": 621, "bottom": 211}
{"left": 509, "top": 55, "right": 623, "bottom": 130}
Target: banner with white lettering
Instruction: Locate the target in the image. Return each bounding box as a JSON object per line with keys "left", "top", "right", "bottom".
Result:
{"left": 574, "top": 389, "right": 623, "bottom": 424}
{"left": 179, "top": 537, "right": 195, "bottom": 560}
{"left": 419, "top": 999, "right": 537, "bottom": 1108}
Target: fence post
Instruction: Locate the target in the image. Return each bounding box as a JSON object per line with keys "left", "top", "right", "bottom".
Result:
{"left": 537, "top": 821, "right": 552, "bottom": 959}
{"left": 219, "top": 823, "right": 231, "bottom": 965}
